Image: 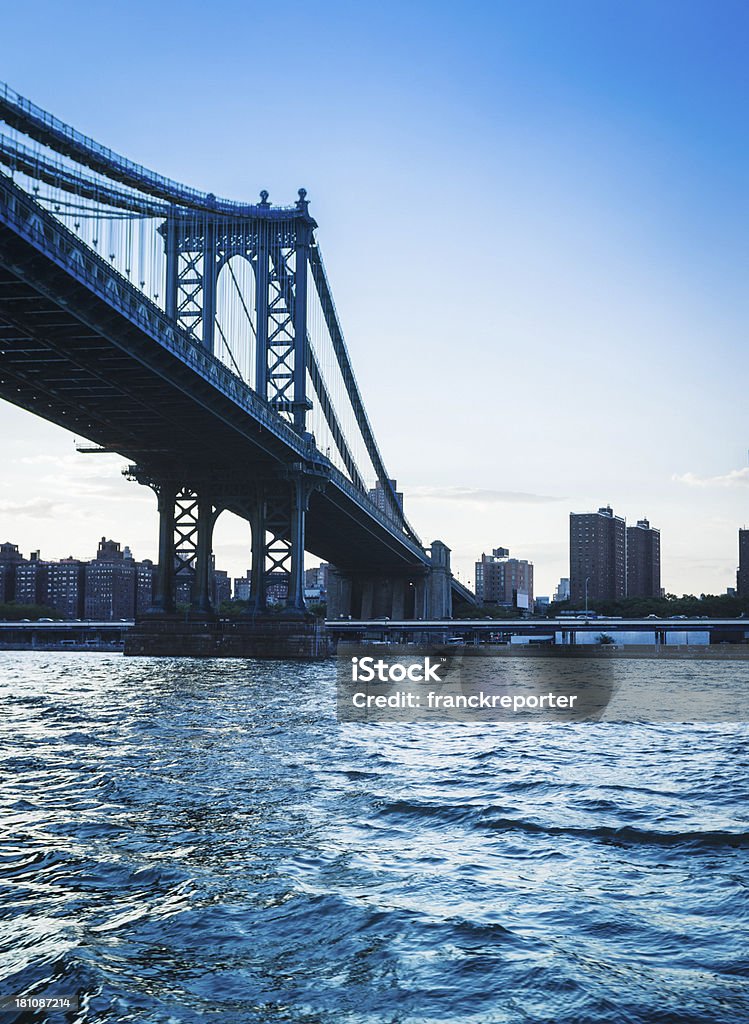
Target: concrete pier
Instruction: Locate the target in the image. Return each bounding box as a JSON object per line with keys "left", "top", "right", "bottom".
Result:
{"left": 124, "top": 615, "right": 331, "bottom": 659}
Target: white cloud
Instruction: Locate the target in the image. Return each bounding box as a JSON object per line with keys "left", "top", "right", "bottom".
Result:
{"left": 405, "top": 486, "right": 564, "bottom": 505}
{"left": 0, "top": 498, "right": 69, "bottom": 518}
{"left": 673, "top": 468, "right": 749, "bottom": 488}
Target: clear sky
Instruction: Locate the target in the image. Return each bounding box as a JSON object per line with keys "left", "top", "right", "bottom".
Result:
{"left": 1, "top": 0, "right": 748, "bottom": 596}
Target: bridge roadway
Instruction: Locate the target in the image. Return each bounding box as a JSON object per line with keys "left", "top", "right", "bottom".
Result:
{"left": 0, "top": 172, "right": 430, "bottom": 579}
{"left": 328, "top": 618, "right": 749, "bottom": 640}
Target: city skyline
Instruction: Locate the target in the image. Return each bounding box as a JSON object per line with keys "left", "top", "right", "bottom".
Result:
{"left": 1, "top": 1, "right": 748, "bottom": 596}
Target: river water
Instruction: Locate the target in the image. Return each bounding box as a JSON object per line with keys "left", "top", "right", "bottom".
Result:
{"left": 1, "top": 653, "right": 748, "bottom": 1023}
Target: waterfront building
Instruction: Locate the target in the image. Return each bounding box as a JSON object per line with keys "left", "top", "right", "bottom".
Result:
{"left": 96, "top": 537, "right": 124, "bottom": 562}
{"left": 84, "top": 537, "right": 136, "bottom": 619}
{"left": 304, "top": 563, "right": 329, "bottom": 593}
{"left": 175, "top": 572, "right": 194, "bottom": 607}
{"left": 474, "top": 547, "right": 534, "bottom": 610}
{"left": 136, "top": 560, "right": 155, "bottom": 614}
{"left": 570, "top": 506, "right": 626, "bottom": 604}
{"left": 213, "top": 569, "right": 231, "bottom": 607}
{"left": 626, "top": 518, "right": 661, "bottom": 598}
{"left": 234, "top": 573, "right": 251, "bottom": 602}
{"left": 368, "top": 479, "right": 403, "bottom": 520}
{"left": 84, "top": 562, "right": 136, "bottom": 619}
{"left": 14, "top": 551, "right": 47, "bottom": 606}
{"left": 46, "top": 558, "right": 85, "bottom": 618}
{"left": 266, "top": 572, "right": 289, "bottom": 604}
{"left": 0, "top": 542, "right": 24, "bottom": 603}
{"left": 0, "top": 533, "right": 243, "bottom": 617}
{"left": 738, "top": 529, "right": 749, "bottom": 597}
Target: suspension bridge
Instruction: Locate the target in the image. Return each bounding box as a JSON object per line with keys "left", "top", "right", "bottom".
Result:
{"left": 0, "top": 83, "right": 473, "bottom": 655}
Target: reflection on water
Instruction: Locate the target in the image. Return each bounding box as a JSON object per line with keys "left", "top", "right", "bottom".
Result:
{"left": 1, "top": 653, "right": 748, "bottom": 1023}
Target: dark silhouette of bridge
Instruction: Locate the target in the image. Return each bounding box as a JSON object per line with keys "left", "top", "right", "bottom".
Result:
{"left": 0, "top": 83, "right": 473, "bottom": 651}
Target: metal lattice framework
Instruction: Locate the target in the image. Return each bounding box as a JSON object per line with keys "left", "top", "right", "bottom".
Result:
{"left": 173, "top": 488, "right": 199, "bottom": 578}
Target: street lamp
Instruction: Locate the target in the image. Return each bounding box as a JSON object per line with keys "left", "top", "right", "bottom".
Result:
{"left": 584, "top": 576, "right": 591, "bottom": 614}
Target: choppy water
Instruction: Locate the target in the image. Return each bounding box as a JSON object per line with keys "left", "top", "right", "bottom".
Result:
{"left": 1, "top": 653, "right": 748, "bottom": 1023}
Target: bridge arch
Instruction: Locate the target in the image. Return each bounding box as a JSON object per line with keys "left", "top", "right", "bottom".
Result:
{"left": 214, "top": 254, "right": 256, "bottom": 388}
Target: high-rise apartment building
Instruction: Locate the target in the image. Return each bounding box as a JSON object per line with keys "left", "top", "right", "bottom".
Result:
{"left": 0, "top": 542, "right": 23, "bottom": 603}
{"left": 474, "top": 547, "right": 534, "bottom": 609}
{"left": 213, "top": 570, "right": 231, "bottom": 607}
{"left": 233, "top": 572, "right": 252, "bottom": 602}
{"left": 46, "top": 558, "right": 85, "bottom": 618}
{"left": 85, "top": 562, "right": 137, "bottom": 619}
{"left": 135, "top": 560, "right": 155, "bottom": 615}
{"left": 85, "top": 537, "right": 137, "bottom": 619}
{"left": 738, "top": 529, "right": 749, "bottom": 597}
{"left": 304, "top": 563, "right": 329, "bottom": 591}
{"left": 14, "top": 551, "right": 47, "bottom": 606}
{"left": 570, "top": 506, "right": 626, "bottom": 604}
{"left": 627, "top": 518, "right": 661, "bottom": 598}
{"left": 368, "top": 479, "right": 403, "bottom": 521}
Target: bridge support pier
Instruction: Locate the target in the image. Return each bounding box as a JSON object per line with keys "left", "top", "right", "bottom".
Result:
{"left": 426, "top": 540, "right": 452, "bottom": 619}
{"left": 286, "top": 473, "right": 311, "bottom": 615}
{"left": 246, "top": 497, "right": 267, "bottom": 614}
{"left": 242, "top": 473, "right": 318, "bottom": 618}
{"left": 191, "top": 493, "right": 216, "bottom": 615}
{"left": 327, "top": 542, "right": 452, "bottom": 620}
{"left": 153, "top": 482, "right": 176, "bottom": 614}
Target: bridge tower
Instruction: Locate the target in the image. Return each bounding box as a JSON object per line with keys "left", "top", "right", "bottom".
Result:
{"left": 144, "top": 191, "right": 320, "bottom": 618}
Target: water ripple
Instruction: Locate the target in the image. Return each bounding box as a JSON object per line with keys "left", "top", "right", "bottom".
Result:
{"left": 0, "top": 652, "right": 748, "bottom": 1022}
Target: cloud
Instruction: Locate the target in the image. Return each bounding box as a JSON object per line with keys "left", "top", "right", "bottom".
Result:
{"left": 0, "top": 498, "right": 68, "bottom": 518}
{"left": 673, "top": 468, "right": 749, "bottom": 488}
{"left": 16, "top": 454, "right": 67, "bottom": 466}
{"left": 405, "top": 486, "right": 564, "bottom": 505}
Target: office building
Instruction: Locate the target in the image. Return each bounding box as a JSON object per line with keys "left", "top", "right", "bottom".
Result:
{"left": 627, "top": 518, "right": 661, "bottom": 598}
{"left": 570, "top": 506, "right": 626, "bottom": 604}
{"left": 475, "top": 547, "right": 534, "bottom": 610}
{"left": 553, "top": 577, "right": 570, "bottom": 603}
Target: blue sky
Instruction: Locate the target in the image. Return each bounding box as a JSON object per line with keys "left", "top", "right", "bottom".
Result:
{"left": 1, "top": 0, "right": 748, "bottom": 594}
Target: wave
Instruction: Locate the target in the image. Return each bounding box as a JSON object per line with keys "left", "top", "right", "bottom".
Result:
{"left": 376, "top": 799, "right": 749, "bottom": 849}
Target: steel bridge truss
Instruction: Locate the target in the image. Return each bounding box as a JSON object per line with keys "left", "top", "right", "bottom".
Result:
{"left": 163, "top": 196, "right": 314, "bottom": 436}
{"left": 129, "top": 466, "right": 328, "bottom": 616}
